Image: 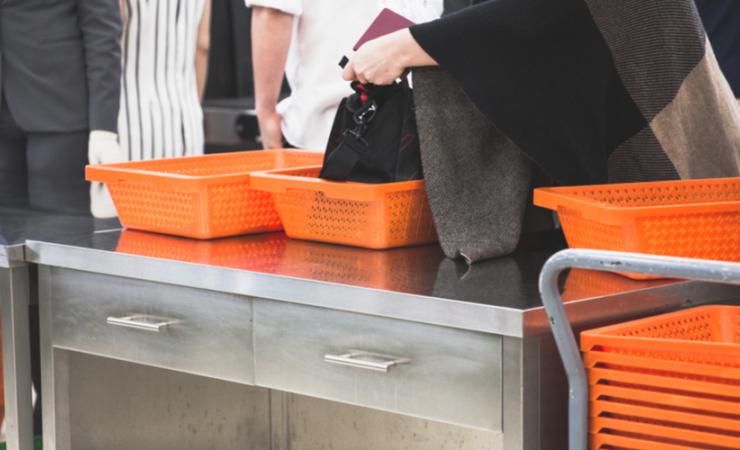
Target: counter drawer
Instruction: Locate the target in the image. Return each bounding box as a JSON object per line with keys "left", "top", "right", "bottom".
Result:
{"left": 48, "top": 268, "right": 254, "bottom": 385}
{"left": 253, "top": 300, "right": 502, "bottom": 431}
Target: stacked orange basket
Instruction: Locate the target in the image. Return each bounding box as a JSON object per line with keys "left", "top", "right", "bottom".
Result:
{"left": 535, "top": 178, "right": 740, "bottom": 279}
{"left": 581, "top": 305, "right": 740, "bottom": 449}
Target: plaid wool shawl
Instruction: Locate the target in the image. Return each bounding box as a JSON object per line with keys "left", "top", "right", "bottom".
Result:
{"left": 410, "top": 0, "right": 740, "bottom": 262}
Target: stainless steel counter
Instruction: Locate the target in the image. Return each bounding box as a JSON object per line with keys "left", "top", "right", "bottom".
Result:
{"left": 27, "top": 228, "right": 740, "bottom": 450}
{"left": 0, "top": 207, "right": 119, "bottom": 268}
{"left": 0, "top": 207, "right": 118, "bottom": 450}
{"left": 25, "top": 229, "right": 707, "bottom": 337}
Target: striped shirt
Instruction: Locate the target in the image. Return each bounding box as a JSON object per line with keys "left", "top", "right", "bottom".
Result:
{"left": 119, "top": 0, "right": 206, "bottom": 161}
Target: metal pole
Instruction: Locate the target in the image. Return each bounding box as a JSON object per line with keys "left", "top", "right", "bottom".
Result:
{"left": 539, "top": 249, "right": 740, "bottom": 450}
{"left": 0, "top": 266, "right": 34, "bottom": 450}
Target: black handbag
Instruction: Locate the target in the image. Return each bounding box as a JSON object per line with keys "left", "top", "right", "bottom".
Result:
{"left": 319, "top": 79, "right": 423, "bottom": 183}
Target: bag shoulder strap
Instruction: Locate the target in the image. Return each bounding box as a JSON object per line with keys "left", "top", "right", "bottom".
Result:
{"left": 319, "top": 130, "right": 369, "bottom": 181}
{"left": 320, "top": 89, "right": 378, "bottom": 181}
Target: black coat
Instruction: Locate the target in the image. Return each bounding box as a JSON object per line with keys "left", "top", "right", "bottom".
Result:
{"left": 0, "top": 0, "right": 122, "bottom": 133}
{"left": 695, "top": 0, "right": 740, "bottom": 97}
{"left": 409, "top": 0, "right": 740, "bottom": 262}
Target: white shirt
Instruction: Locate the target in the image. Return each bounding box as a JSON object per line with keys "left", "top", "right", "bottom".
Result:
{"left": 245, "top": 0, "right": 443, "bottom": 150}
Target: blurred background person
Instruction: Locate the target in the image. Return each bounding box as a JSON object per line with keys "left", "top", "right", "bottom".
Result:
{"left": 247, "top": 0, "right": 442, "bottom": 151}
{"left": 0, "top": 0, "right": 122, "bottom": 435}
{"left": 118, "top": 0, "right": 211, "bottom": 161}
{"left": 0, "top": 0, "right": 122, "bottom": 215}
{"left": 91, "top": 0, "right": 212, "bottom": 218}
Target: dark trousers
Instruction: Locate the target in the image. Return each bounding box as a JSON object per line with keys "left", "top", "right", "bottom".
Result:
{"left": 0, "top": 97, "right": 90, "bottom": 214}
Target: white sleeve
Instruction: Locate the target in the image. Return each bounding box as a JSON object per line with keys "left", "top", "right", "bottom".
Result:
{"left": 380, "top": 0, "right": 443, "bottom": 23}
{"left": 244, "top": 0, "right": 302, "bottom": 16}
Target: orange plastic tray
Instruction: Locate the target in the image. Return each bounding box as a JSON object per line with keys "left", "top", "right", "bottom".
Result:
{"left": 591, "top": 415, "right": 740, "bottom": 449}
{"left": 590, "top": 432, "right": 715, "bottom": 450}
{"left": 591, "top": 399, "right": 740, "bottom": 434}
{"left": 535, "top": 178, "right": 740, "bottom": 279}
{"left": 250, "top": 166, "right": 438, "bottom": 249}
{"left": 584, "top": 351, "right": 740, "bottom": 384}
{"left": 585, "top": 353, "right": 740, "bottom": 431}
{"left": 86, "top": 149, "right": 323, "bottom": 239}
{"left": 589, "top": 366, "right": 740, "bottom": 399}
{"left": 581, "top": 306, "right": 740, "bottom": 367}
{"left": 590, "top": 383, "right": 740, "bottom": 419}
{"left": 580, "top": 306, "right": 740, "bottom": 447}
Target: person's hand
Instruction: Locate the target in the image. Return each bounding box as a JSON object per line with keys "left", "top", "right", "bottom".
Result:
{"left": 342, "top": 30, "right": 410, "bottom": 86}
{"left": 88, "top": 130, "right": 123, "bottom": 165}
{"left": 88, "top": 130, "right": 124, "bottom": 218}
{"left": 257, "top": 110, "right": 284, "bottom": 149}
{"left": 343, "top": 29, "right": 438, "bottom": 85}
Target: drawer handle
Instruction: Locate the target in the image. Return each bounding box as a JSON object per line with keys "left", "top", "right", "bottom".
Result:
{"left": 106, "top": 314, "right": 180, "bottom": 333}
{"left": 324, "top": 350, "right": 410, "bottom": 373}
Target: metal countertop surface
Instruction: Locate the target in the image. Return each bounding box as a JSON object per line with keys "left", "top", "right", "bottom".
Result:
{"left": 25, "top": 228, "right": 727, "bottom": 338}
{"left": 0, "top": 206, "right": 119, "bottom": 268}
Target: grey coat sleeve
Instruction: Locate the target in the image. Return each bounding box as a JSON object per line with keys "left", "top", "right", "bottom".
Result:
{"left": 77, "top": 0, "right": 123, "bottom": 133}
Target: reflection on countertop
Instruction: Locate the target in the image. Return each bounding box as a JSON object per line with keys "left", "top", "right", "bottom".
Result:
{"left": 0, "top": 183, "right": 676, "bottom": 310}
{"left": 0, "top": 206, "right": 120, "bottom": 248}
{"left": 116, "top": 230, "right": 444, "bottom": 294}
{"left": 560, "top": 269, "right": 672, "bottom": 302}
{"left": 105, "top": 229, "right": 672, "bottom": 309}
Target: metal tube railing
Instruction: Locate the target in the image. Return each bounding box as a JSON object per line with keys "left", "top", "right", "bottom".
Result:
{"left": 539, "top": 249, "right": 740, "bottom": 450}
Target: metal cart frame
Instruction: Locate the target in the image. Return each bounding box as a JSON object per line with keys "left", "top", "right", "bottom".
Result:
{"left": 539, "top": 249, "right": 740, "bottom": 450}
{"left": 0, "top": 246, "right": 34, "bottom": 450}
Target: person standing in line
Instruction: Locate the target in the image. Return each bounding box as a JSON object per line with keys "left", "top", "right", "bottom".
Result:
{"left": 0, "top": 0, "right": 122, "bottom": 215}
{"left": 118, "top": 0, "right": 211, "bottom": 161}
{"left": 341, "top": 0, "right": 740, "bottom": 263}
{"left": 247, "top": 0, "right": 442, "bottom": 151}
{"left": 0, "top": 0, "right": 122, "bottom": 435}
{"left": 90, "top": 0, "right": 212, "bottom": 218}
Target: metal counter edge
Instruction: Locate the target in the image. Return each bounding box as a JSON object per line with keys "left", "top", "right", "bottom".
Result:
{"left": 23, "top": 240, "right": 740, "bottom": 340}
{"left": 0, "top": 244, "right": 26, "bottom": 269}
{"left": 24, "top": 239, "right": 527, "bottom": 337}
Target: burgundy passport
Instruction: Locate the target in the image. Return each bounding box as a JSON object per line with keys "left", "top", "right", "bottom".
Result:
{"left": 353, "top": 8, "right": 415, "bottom": 50}
{"left": 340, "top": 8, "right": 415, "bottom": 68}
